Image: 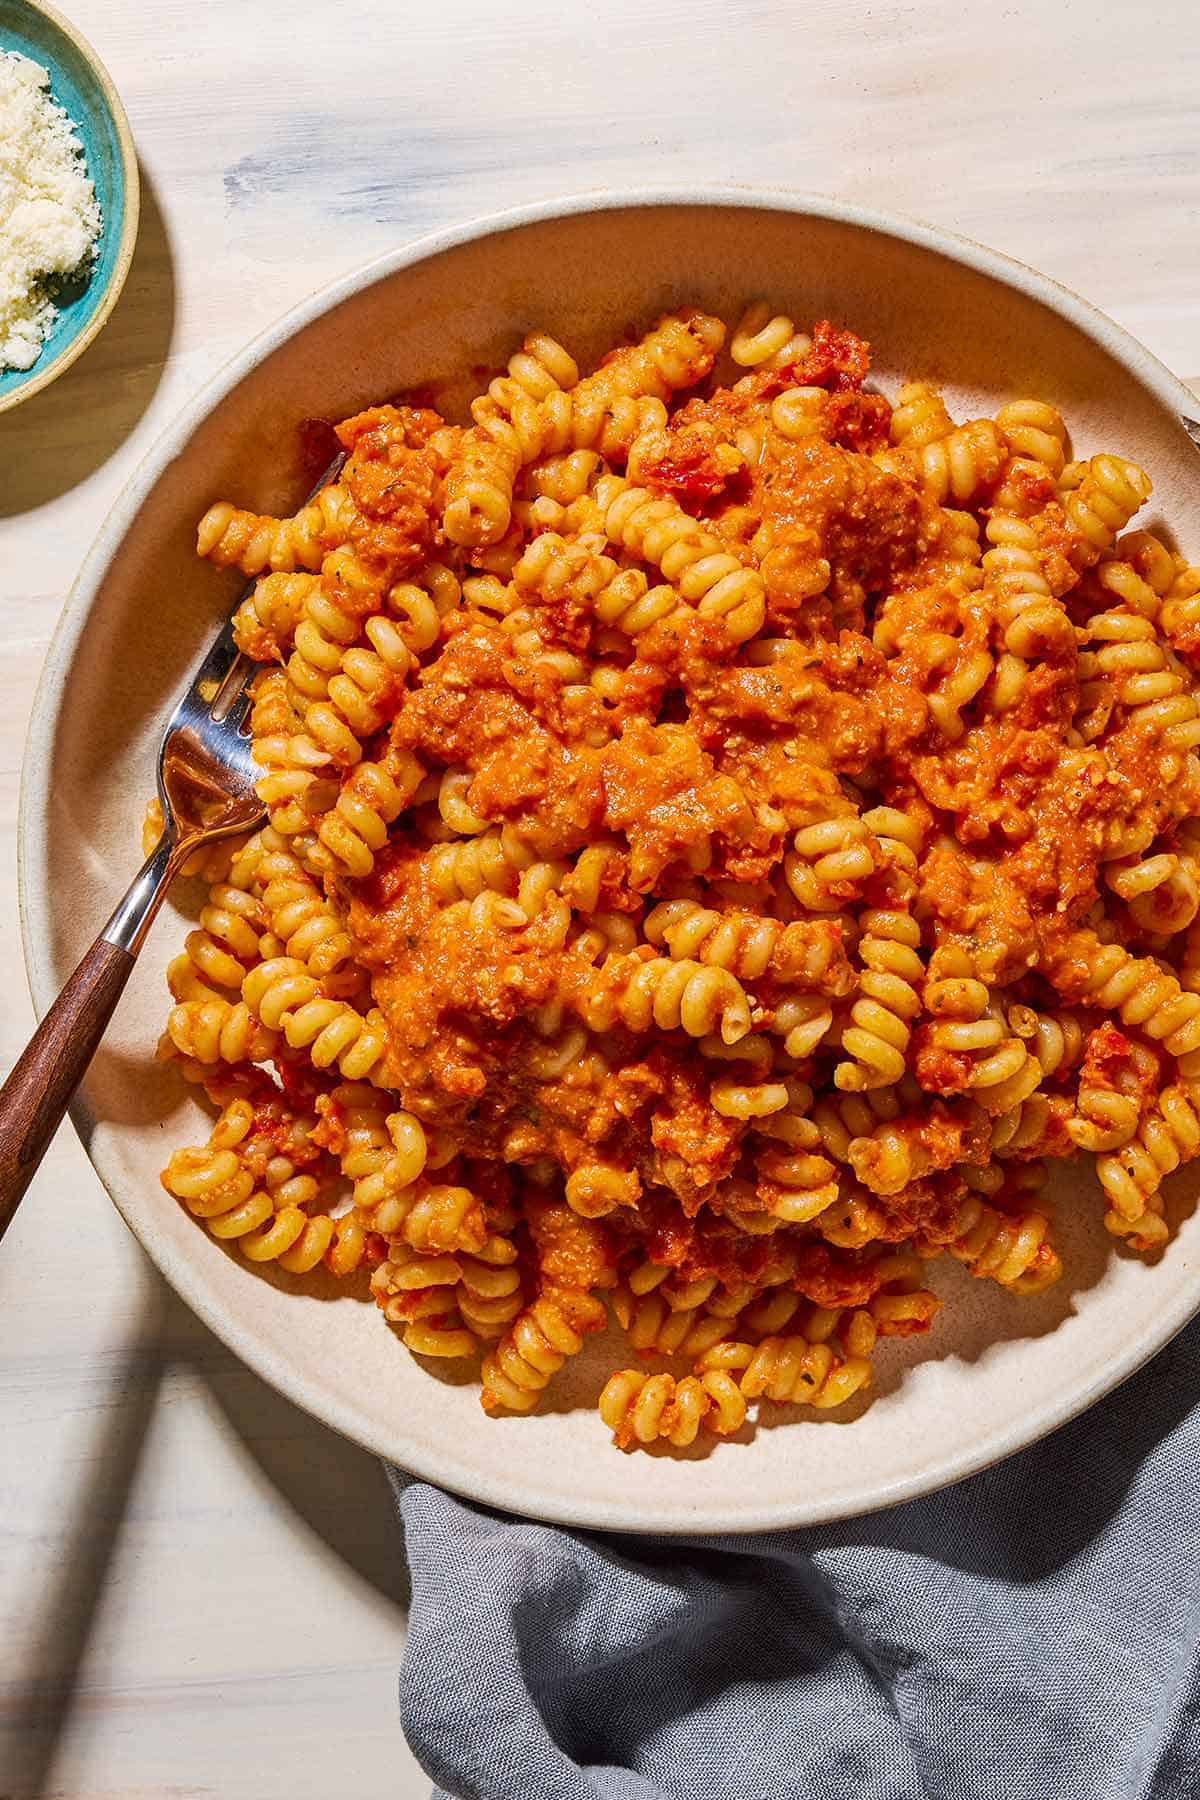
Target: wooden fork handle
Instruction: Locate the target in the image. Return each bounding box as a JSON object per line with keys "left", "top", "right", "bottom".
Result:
{"left": 0, "top": 830, "right": 185, "bottom": 1242}
{"left": 0, "top": 939, "right": 136, "bottom": 1241}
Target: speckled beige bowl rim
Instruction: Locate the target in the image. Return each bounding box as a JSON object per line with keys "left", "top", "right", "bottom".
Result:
{"left": 19, "top": 187, "right": 1200, "bottom": 1532}
{"left": 0, "top": 0, "right": 140, "bottom": 415}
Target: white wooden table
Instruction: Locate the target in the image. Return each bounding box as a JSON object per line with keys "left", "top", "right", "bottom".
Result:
{"left": 1, "top": 1, "right": 1197, "bottom": 1793}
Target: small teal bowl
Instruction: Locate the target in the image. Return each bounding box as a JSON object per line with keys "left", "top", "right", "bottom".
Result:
{"left": 0, "top": 0, "right": 139, "bottom": 413}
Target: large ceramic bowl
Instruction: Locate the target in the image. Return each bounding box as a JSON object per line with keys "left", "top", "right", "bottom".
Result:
{"left": 0, "top": 0, "right": 139, "bottom": 413}
{"left": 20, "top": 192, "right": 1200, "bottom": 1531}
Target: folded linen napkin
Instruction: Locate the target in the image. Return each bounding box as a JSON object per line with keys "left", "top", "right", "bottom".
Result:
{"left": 391, "top": 1317, "right": 1200, "bottom": 1800}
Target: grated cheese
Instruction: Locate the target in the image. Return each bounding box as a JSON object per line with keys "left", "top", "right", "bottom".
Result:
{"left": 0, "top": 49, "right": 102, "bottom": 373}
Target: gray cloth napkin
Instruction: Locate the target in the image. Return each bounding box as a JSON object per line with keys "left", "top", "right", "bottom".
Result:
{"left": 390, "top": 1319, "right": 1200, "bottom": 1800}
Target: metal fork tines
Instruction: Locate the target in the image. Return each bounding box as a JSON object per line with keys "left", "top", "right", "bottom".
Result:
{"left": 102, "top": 451, "right": 347, "bottom": 954}
{"left": 101, "top": 609, "right": 265, "bottom": 955}
{"left": 158, "top": 612, "right": 262, "bottom": 837}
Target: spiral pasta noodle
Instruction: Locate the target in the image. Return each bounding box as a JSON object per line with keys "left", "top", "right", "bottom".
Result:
{"left": 1047, "top": 931, "right": 1200, "bottom": 1062}
{"left": 890, "top": 382, "right": 954, "bottom": 450}
{"left": 251, "top": 829, "right": 353, "bottom": 973}
{"left": 610, "top": 1283, "right": 736, "bottom": 1359}
{"left": 232, "top": 571, "right": 322, "bottom": 660}
{"left": 480, "top": 1290, "right": 608, "bottom": 1414}
{"left": 644, "top": 898, "right": 848, "bottom": 988}
{"left": 981, "top": 513, "right": 1075, "bottom": 659}
{"left": 162, "top": 1095, "right": 348, "bottom": 1274}
{"left": 699, "top": 1335, "right": 873, "bottom": 1409}
{"left": 1094, "top": 1081, "right": 1200, "bottom": 1249}
{"left": 313, "top": 754, "right": 423, "bottom": 879}
{"left": 898, "top": 418, "right": 1008, "bottom": 504}
{"left": 170, "top": 873, "right": 267, "bottom": 998}
{"left": 1064, "top": 456, "right": 1153, "bottom": 562}
{"left": 600, "top": 479, "right": 766, "bottom": 643}
{"left": 937, "top": 1192, "right": 1062, "bottom": 1293}
{"left": 370, "top": 1243, "right": 477, "bottom": 1357}
{"left": 785, "top": 811, "right": 878, "bottom": 913}
{"left": 1077, "top": 611, "right": 1200, "bottom": 755}
{"left": 456, "top": 1240, "right": 525, "bottom": 1340}
{"left": 196, "top": 482, "right": 355, "bottom": 576}
{"left": 162, "top": 999, "right": 278, "bottom": 1066}
{"left": 240, "top": 957, "right": 389, "bottom": 1081}
{"left": 995, "top": 399, "right": 1068, "bottom": 477}
{"left": 581, "top": 953, "right": 753, "bottom": 1044}
{"left": 835, "top": 910, "right": 925, "bottom": 1092}
{"left": 730, "top": 301, "right": 811, "bottom": 370}
{"left": 598, "top": 1367, "right": 748, "bottom": 1448}
{"left": 754, "top": 1141, "right": 841, "bottom": 1224}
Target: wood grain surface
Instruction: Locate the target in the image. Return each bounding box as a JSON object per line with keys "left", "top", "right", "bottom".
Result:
{"left": 0, "top": 1, "right": 1197, "bottom": 1794}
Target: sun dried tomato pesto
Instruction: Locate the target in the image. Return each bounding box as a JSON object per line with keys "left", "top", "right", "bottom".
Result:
{"left": 165, "top": 302, "right": 1200, "bottom": 1447}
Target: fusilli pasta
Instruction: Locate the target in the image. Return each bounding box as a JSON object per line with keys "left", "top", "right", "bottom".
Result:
{"left": 157, "top": 304, "right": 1199, "bottom": 1453}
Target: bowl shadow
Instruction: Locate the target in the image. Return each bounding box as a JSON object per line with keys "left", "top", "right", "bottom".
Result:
{"left": 5, "top": 1256, "right": 408, "bottom": 1800}
{"left": 163, "top": 1283, "right": 411, "bottom": 1610}
{"left": 0, "top": 166, "right": 175, "bottom": 514}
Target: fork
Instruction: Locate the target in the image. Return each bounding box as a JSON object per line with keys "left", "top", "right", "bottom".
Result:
{"left": 0, "top": 463, "right": 344, "bottom": 1239}
{"left": 0, "top": 601, "right": 266, "bottom": 1239}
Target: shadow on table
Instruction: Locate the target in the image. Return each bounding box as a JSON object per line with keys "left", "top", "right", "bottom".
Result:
{"left": 163, "top": 1284, "right": 412, "bottom": 1612}
{"left": 0, "top": 167, "right": 176, "bottom": 516}
{"left": 7, "top": 1264, "right": 408, "bottom": 1800}
{"left": 7, "top": 1267, "right": 169, "bottom": 1800}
